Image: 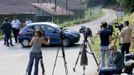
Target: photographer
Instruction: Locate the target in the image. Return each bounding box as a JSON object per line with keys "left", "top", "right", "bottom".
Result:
{"left": 119, "top": 20, "right": 132, "bottom": 57}
{"left": 97, "top": 22, "right": 112, "bottom": 68}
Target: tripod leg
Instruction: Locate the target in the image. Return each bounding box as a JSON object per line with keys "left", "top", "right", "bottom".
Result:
{"left": 73, "top": 44, "right": 84, "bottom": 72}
{"left": 73, "top": 51, "right": 81, "bottom": 72}
{"left": 61, "top": 47, "right": 68, "bottom": 75}
{"left": 52, "top": 47, "right": 60, "bottom": 75}
{"left": 87, "top": 41, "right": 99, "bottom": 68}
{"left": 83, "top": 65, "right": 86, "bottom": 75}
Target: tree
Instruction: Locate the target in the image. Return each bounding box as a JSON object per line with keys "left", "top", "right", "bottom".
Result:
{"left": 116, "top": 0, "right": 134, "bottom": 12}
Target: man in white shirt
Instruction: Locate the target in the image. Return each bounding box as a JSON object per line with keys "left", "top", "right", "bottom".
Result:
{"left": 24, "top": 18, "right": 32, "bottom": 25}
{"left": 11, "top": 16, "right": 21, "bottom": 43}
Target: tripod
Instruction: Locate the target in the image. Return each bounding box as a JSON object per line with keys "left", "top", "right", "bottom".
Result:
{"left": 73, "top": 36, "right": 99, "bottom": 75}
{"left": 52, "top": 28, "right": 68, "bottom": 75}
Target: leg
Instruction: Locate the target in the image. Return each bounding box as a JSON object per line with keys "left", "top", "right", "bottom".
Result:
{"left": 12, "top": 28, "right": 18, "bottom": 43}
{"left": 126, "top": 43, "right": 131, "bottom": 54}
{"left": 100, "top": 47, "right": 105, "bottom": 68}
{"left": 3, "top": 33, "right": 6, "bottom": 45}
{"left": 106, "top": 49, "right": 110, "bottom": 67}
{"left": 121, "top": 43, "right": 125, "bottom": 57}
{"left": 26, "top": 53, "right": 34, "bottom": 75}
{"left": 34, "top": 54, "right": 40, "bottom": 75}
{"left": 5, "top": 33, "right": 9, "bottom": 46}
{"left": 9, "top": 33, "right": 13, "bottom": 46}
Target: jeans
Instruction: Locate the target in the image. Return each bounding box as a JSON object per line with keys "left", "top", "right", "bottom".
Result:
{"left": 100, "top": 46, "right": 110, "bottom": 68}
{"left": 26, "top": 52, "right": 42, "bottom": 75}
{"left": 99, "top": 67, "right": 122, "bottom": 75}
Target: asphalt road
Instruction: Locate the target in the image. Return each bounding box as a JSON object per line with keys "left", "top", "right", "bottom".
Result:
{"left": 0, "top": 9, "right": 116, "bottom": 75}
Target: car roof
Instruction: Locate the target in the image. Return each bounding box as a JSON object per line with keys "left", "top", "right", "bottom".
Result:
{"left": 27, "top": 22, "right": 60, "bottom": 28}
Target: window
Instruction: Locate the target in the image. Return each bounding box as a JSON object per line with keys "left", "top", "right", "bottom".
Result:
{"left": 46, "top": 26, "right": 55, "bottom": 33}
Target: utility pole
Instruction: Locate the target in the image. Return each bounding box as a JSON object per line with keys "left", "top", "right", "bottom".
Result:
{"left": 66, "top": 0, "right": 68, "bottom": 11}
{"left": 37, "top": 0, "right": 40, "bottom": 3}
{"left": 54, "top": 0, "right": 57, "bottom": 12}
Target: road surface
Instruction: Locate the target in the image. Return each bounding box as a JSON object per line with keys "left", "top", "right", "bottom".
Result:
{"left": 0, "top": 9, "right": 116, "bottom": 75}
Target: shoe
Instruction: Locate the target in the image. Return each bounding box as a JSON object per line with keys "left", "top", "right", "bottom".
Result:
{"left": 3, "top": 43, "right": 6, "bottom": 45}
{"left": 11, "top": 44, "right": 14, "bottom": 46}
{"left": 7, "top": 45, "right": 9, "bottom": 46}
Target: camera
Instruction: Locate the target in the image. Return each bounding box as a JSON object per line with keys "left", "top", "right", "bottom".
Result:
{"left": 114, "top": 23, "right": 123, "bottom": 32}
{"left": 79, "top": 26, "right": 92, "bottom": 38}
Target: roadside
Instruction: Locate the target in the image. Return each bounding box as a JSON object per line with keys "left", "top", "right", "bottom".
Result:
{"left": 68, "top": 9, "right": 117, "bottom": 75}
{"left": 0, "top": 9, "right": 117, "bottom": 75}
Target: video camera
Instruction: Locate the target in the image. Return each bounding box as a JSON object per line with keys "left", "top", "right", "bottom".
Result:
{"left": 114, "top": 23, "right": 123, "bottom": 32}
{"left": 79, "top": 26, "right": 92, "bottom": 38}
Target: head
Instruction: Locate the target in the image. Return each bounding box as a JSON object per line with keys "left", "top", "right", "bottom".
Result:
{"left": 34, "top": 30, "right": 43, "bottom": 37}
{"left": 4, "top": 17, "right": 8, "bottom": 22}
{"left": 101, "top": 22, "right": 108, "bottom": 28}
{"left": 26, "top": 17, "right": 29, "bottom": 20}
{"left": 109, "top": 44, "right": 117, "bottom": 53}
{"left": 13, "top": 16, "right": 17, "bottom": 20}
{"left": 124, "top": 20, "right": 129, "bottom": 26}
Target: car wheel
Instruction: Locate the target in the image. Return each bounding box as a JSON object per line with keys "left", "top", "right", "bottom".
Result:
{"left": 21, "top": 39, "right": 30, "bottom": 47}
{"left": 63, "top": 38, "right": 71, "bottom": 47}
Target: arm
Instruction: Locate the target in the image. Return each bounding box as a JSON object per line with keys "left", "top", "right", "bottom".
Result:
{"left": 109, "top": 35, "right": 112, "bottom": 44}
{"left": 119, "top": 28, "right": 126, "bottom": 37}
{"left": 43, "top": 37, "right": 50, "bottom": 45}
{"left": 29, "top": 37, "right": 35, "bottom": 46}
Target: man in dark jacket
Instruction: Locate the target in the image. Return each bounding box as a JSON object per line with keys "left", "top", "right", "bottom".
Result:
{"left": 1, "top": 17, "right": 13, "bottom": 46}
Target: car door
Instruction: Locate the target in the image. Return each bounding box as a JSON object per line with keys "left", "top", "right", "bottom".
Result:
{"left": 41, "top": 25, "right": 60, "bottom": 44}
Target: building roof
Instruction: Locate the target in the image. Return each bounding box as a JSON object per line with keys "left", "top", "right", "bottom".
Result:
{"left": 32, "top": 3, "right": 74, "bottom": 16}
{"left": 0, "top": 0, "right": 84, "bottom": 15}
{"left": 0, "top": 0, "right": 35, "bottom": 14}
{"left": 44, "top": 0, "right": 84, "bottom": 10}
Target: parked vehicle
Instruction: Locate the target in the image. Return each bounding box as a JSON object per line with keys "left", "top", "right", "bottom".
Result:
{"left": 18, "top": 22, "right": 80, "bottom": 47}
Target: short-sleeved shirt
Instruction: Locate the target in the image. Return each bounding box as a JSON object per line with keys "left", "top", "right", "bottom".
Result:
{"left": 11, "top": 19, "right": 21, "bottom": 29}
{"left": 98, "top": 28, "right": 112, "bottom": 46}
{"left": 30, "top": 37, "right": 44, "bottom": 53}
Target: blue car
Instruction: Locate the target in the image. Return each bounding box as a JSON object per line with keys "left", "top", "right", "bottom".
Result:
{"left": 18, "top": 22, "right": 80, "bottom": 47}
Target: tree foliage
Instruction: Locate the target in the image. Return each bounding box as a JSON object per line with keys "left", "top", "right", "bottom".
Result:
{"left": 116, "top": 0, "right": 134, "bottom": 12}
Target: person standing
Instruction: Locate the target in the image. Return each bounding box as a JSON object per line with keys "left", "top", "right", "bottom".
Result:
{"left": 24, "top": 18, "right": 32, "bottom": 26}
{"left": 119, "top": 20, "right": 132, "bottom": 56}
{"left": 11, "top": 16, "right": 21, "bottom": 43}
{"left": 97, "top": 22, "right": 112, "bottom": 68}
{"left": 26, "top": 30, "right": 49, "bottom": 75}
{"left": 0, "top": 17, "right": 13, "bottom": 46}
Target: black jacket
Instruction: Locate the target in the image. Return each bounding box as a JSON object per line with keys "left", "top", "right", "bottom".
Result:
{"left": 0, "top": 22, "right": 12, "bottom": 33}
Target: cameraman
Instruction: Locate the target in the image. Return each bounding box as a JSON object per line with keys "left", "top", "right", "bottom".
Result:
{"left": 119, "top": 20, "right": 132, "bottom": 57}
{"left": 97, "top": 22, "right": 112, "bottom": 68}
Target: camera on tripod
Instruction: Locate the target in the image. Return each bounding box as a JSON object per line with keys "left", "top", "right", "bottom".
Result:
{"left": 79, "top": 26, "right": 92, "bottom": 39}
